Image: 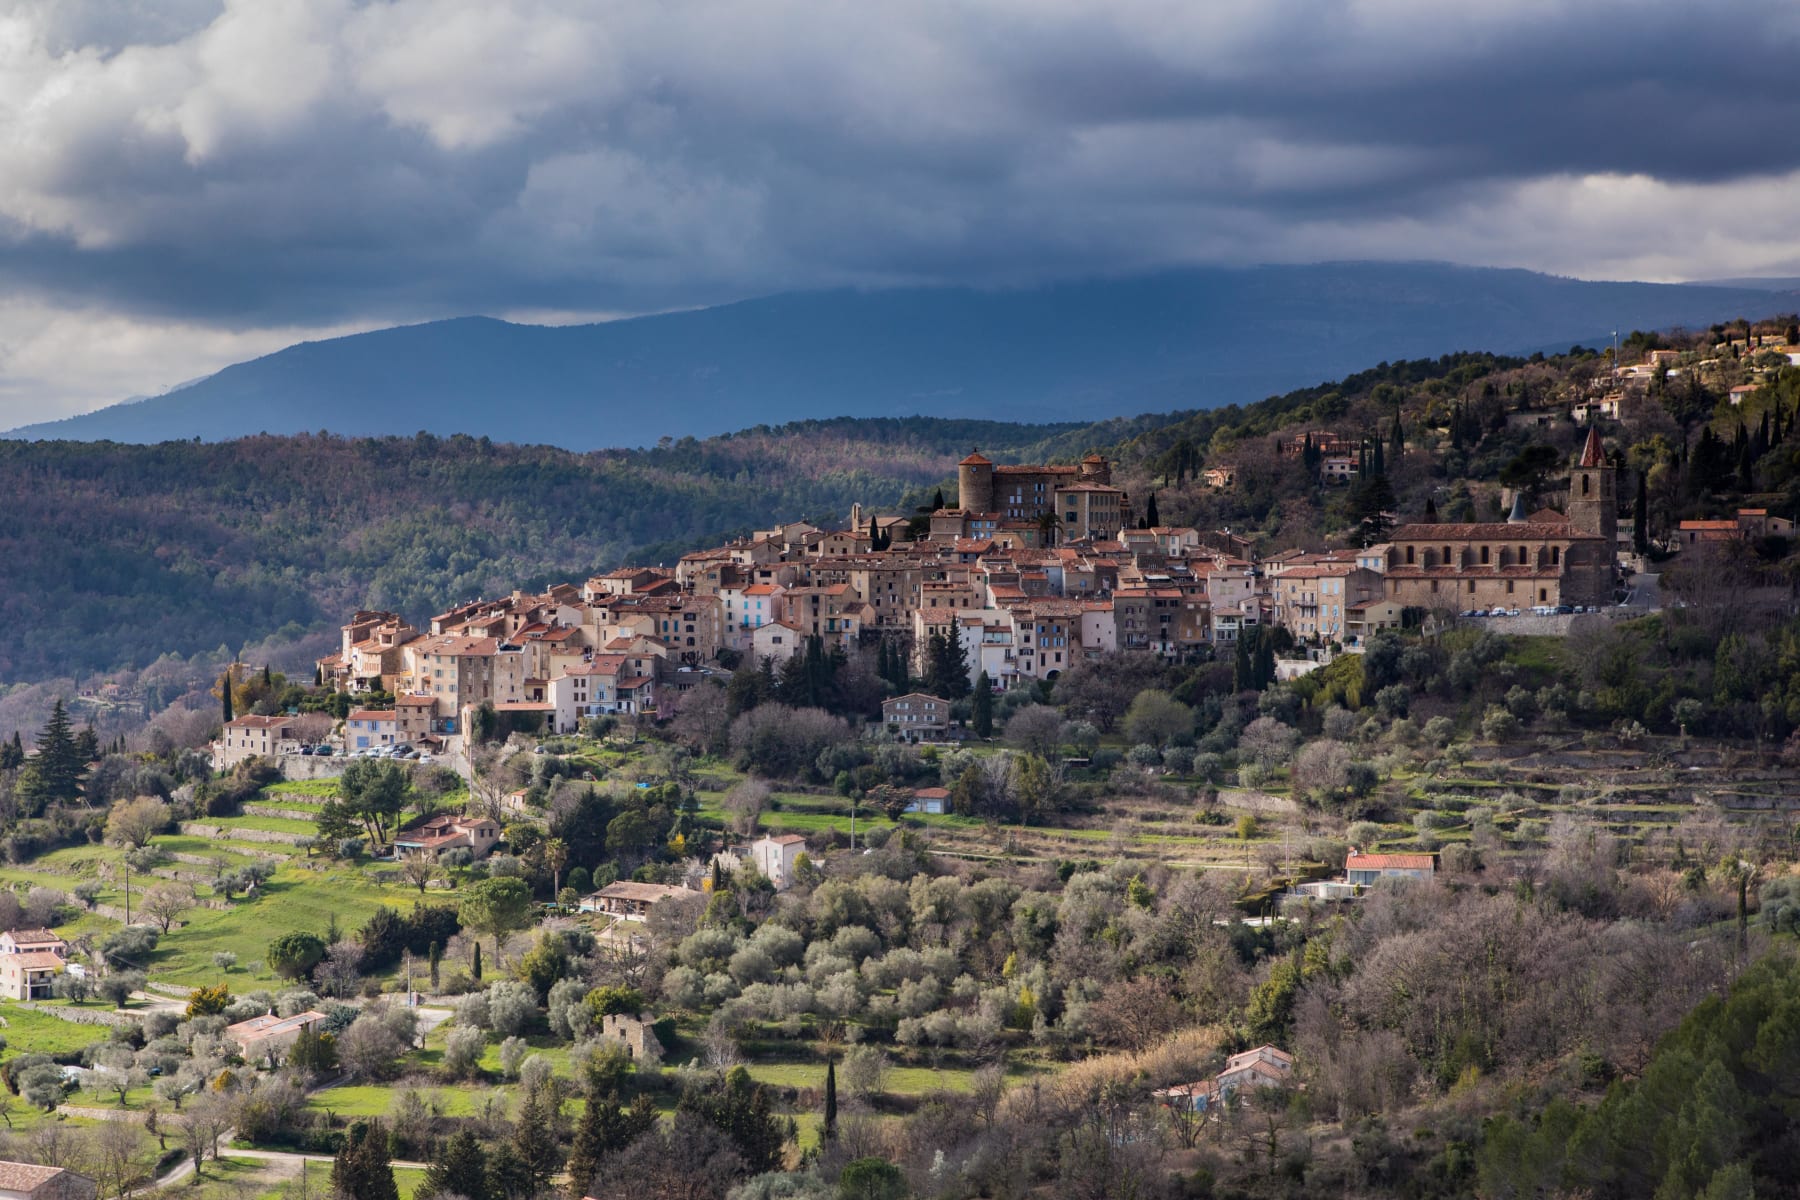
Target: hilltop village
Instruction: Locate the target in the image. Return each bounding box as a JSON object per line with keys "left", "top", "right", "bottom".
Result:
{"left": 266, "top": 431, "right": 1634, "bottom": 755}
{"left": 262, "top": 429, "right": 1661, "bottom": 760}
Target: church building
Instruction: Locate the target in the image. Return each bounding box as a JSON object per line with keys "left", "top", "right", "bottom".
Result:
{"left": 1382, "top": 428, "right": 1617, "bottom": 611}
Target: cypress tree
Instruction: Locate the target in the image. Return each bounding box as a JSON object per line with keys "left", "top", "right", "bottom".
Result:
{"left": 427, "top": 941, "right": 441, "bottom": 992}
{"left": 1145, "top": 492, "right": 1160, "bottom": 528}
{"left": 261, "top": 664, "right": 272, "bottom": 688}
{"left": 932, "top": 487, "right": 945, "bottom": 511}
{"left": 471, "top": 940, "right": 483, "bottom": 981}
{"left": 971, "top": 672, "right": 994, "bottom": 739}
{"left": 220, "top": 669, "right": 234, "bottom": 724}
{"left": 1634, "top": 472, "right": 1650, "bottom": 554}
{"left": 823, "top": 1059, "right": 838, "bottom": 1141}
{"left": 1390, "top": 409, "right": 1405, "bottom": 459}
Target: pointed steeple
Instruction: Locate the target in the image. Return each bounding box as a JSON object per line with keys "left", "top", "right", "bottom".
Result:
{"left": 1579, "top": 425, "right": 1606, "bottom": 468}
{"left": 1507, "top": 492, "right": 1528, "bottom": 523}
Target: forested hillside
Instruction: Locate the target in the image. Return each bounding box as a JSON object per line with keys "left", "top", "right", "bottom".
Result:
{"left": 0, "top": 417, "right": 1072, "bottom": 683}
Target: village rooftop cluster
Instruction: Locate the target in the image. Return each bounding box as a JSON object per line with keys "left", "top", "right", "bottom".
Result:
{"left": 205, "top": 426, "right": 1717, "bottom": 771}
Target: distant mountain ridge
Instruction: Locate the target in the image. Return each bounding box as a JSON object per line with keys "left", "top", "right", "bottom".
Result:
{"left": 8, "top": 262, "right": 1797, "bottom": 450}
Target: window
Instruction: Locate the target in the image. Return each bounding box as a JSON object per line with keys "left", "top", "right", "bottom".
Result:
{"left": 1480, "top": 545, "right": 1490, "bottom": 564}
{"left": 1406, "top": 546, "right": 1415, "bottom": 565}
{"left": 1506, "top": 581, "right": 1514, "bottom": 594}
{"left": 1468, "top": 581, "right": 1476, "bottom": 594}
{"left": 1581, "top": 475, "right": 1590, "bottom": 496}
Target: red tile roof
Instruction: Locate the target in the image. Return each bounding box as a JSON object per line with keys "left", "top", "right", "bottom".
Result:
{"left": 1347, "top": 852, "right": 1435, "bottom": 871}
{"left": 1579, "top": 426, "right": 1607, "bottom": 468}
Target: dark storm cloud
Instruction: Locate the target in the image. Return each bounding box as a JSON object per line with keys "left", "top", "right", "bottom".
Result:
{"left": 4, "top": 0, "right": 1800, "bottom": 418}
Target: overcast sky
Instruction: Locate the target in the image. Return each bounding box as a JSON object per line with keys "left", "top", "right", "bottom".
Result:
{"left": 4, "top": 0, "right": 1800, "bottom": 423}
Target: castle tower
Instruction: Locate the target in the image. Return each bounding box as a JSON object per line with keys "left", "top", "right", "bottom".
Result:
{"left": 958, "top": 451, "right": 994, "bottom": 513}
{"left": 1567, "top": 426, "right": 1617, "bottom": 545}
{"left": 1078, "top": 452, "right": 1111, "bottom": 485}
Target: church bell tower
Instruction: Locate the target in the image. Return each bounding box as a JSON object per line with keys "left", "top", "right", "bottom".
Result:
{"left": 1568, "top": 426, "right": 1617, "bottom": 546}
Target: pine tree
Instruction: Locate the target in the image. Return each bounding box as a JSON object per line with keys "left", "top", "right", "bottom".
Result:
{"left": 333, "top": 1121, "right": 398, "bottom": 1200}
{"left": 31, "top": 699, "right": 84, "bottom": 803}
{"left": 512, "top": 1084, "right": 563, "bottom": 1197}
{"left": 823, "top": 1058, "right": 838, "bottom": 1141}
{"left": 424, "top": 1131, "right": 491, "bottom": 1200}
{"left": 485, "top": 1143, "right": 529, "bottom": 1200}
{"left": 74, "top": 723, "right": 100, "bottom": 763}
{"left": 971, "top": 672, "right": 994, "bottom": 739}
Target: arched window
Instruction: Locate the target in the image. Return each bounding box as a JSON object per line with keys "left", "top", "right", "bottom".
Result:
{"left": 1581, "top": 475, "right": 1591, "bottom": 496}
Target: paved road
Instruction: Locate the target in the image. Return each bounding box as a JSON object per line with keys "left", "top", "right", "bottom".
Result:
{"left": 136, "top": 1133, "right": 429, "bottom": 1196}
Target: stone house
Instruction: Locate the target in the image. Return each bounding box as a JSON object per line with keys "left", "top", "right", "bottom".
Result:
{"left": 598, "top": 1012, "right": 663, "bottom": 1067}
{"left": 882, "top": 693, "right": 950, "bottom": 741}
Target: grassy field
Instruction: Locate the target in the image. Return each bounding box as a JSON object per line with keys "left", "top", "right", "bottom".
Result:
{"left": 145, "top": 867, "right": 415, "bottom": 986}
{"left": 198, "top": 814, "right": 319, "bottom": 837}
{"left": 309, "top": 1083, "right": 495, "bottom": 1119}
{"left": 266, "top": 779, "right": 342, "bottom": 798}
{"left": 0, "top": 1000, "right": 112, "bottom": 1056}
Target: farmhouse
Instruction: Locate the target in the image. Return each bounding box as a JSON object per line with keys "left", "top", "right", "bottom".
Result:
{"left": 1345, "top": 852, "right": 1436, "bottom": 886}
{"left": 394, "top": 813, "right": 501, "bottom": 861}
{"left": 0, "top": 1163, "right": 97, "bottom": 1200}
{"left": 580, "top": 880, "right": 692, "bottom": 921}
{"left": 224, "top": 1010, "right": 329, "bottom": 1061}
{"left": 0, "top": 929, "right": 66, "bottom": 1001}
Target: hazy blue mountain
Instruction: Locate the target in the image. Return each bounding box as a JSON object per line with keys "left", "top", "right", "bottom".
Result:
{"left": 8, "top": 262, "right": 1795, "bottom": 450}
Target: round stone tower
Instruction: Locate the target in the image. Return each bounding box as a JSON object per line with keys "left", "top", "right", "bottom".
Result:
{"left": 1079, "top": 452, "right": 1111, "bottom": 485}
{"left": 958, "top": 451, "right": 994, "bottom": 513}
